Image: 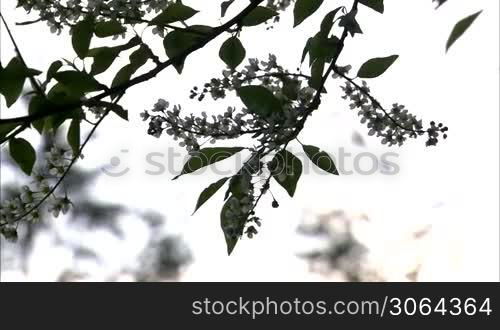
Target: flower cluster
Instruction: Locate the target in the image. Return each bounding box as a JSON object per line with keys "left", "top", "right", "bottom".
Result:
{"left": 88, "top": 106, "right": 107, "bottom": 119}
{"left": 264, "top": 0, "right": 294, "bottom": 24}
{"left": 17, "top": 0, "right": 174, "bottom": 33}
{"left": 190, "top": 55, "right": 297, "bottom": 102}
{"left": 340, "top": 79, "right": 448, "bottom": 147}
{"left": 266, "top": 0, "right": 294, "bottom": 12}
{"left": 143, "top": 55, "right": 316, "bottom": 152}
{"left": 0, "top": 146, "right": 75, "bottom": 240}
{"left": 18, "top": 0, "right": 292, "bottom": 34}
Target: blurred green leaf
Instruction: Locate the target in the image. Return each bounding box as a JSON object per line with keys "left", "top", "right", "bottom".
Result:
{"left": 68, "top": 118, "right": 81, "bottom": 155}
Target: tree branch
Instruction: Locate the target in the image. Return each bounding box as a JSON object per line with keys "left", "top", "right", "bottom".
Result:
{"left": 0, "top": 94, "right": 125, "bottom": 227}
{"left": 0, "top": 0, "right": 266, "bottom": 139}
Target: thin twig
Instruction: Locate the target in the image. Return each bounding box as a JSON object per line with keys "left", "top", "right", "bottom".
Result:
{"left": 0, "top": 94, "right": 125, "bottom": 227}
{"left": 0, "top": 12, "right": 45, "bottom": 97}
{"left": 333, "top": 69, "right": 425, "bottom": 134}
{"left": 0, "top": 0, "right": 267, "bottom": 139}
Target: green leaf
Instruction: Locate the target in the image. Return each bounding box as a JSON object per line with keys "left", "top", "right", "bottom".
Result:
{"left": 174, "top": 147, "right": 245, "bottom": 179}
{"left": 72, "top": 17, "right": 94, "bottom": 58}
{"left": 25, "top": 68, "right": 42, "bottom": 77}
{"left": 226, "top": 174, "right": 252, "bottom": 200}
{"left": 301, "top": 38, "right": 312, "bottom": 64}
{"left": 193, "top": 177, "right": 229, "bottom": 215}
{"left": 0, "top": 57, "right": 27, "bottom": 107}
{"left": 28, "top": 95, "right": 50, "bottom": 134}
{"left": 9, "top": 138, "right": 36, "bottom": 175}
{"left": 67, "top": 118, "right": 81, "bottom": 155}
{"left": 446, "top": 11, "right": 482, "bottom": 52}
{"left": 219, "top": 36, "right": 246, "bottom": 70}
{"left": 294, "top": 0, "right": 324, "bottom": 27}
{"left": 282, "top": 78, "right": 300, "bottom": 100}
{"left": 303, "top": 145, "right": 339, "bottom": 175}
{"left": 150, "top": 2, "right": 198, "bottom": 25}
{"left": 110, "top": 104, "right": 128, "bottom": 121}
{"left": 221, "top": 0, "right": 236, "bottom": 17}
{"left": 308, "top": 34, "right": 339, "bottom": 67}
{"left": 319, "top": 7, "right": 343, "bottom": 37}
{"left": 242, "top": 6, "right": 278, "bottom": 26}
{"left": 89, "top": 47, "right": 121, "bottom": 75}
{"left": 94, "top": 20, "right": 127, "bottom": 38}
{"left": 111, "top": 65, "right": 135, "bottom": 92}
{"left": 48, "top": 109, "right": 82, "bottom": 134}
{"left": 0, "top": 123, "right": 19, "bottom": 141}
{"left": 237, "top": 86, "right": 282, "bottom": 117}
{"left": 309, "top": 58, "right": 325, "bottom": 91}
{"left": 44, "top": 85, "right": 82, "bottom": 132}
{"left": 110, "top": 45, "right": 150, "bottom": 91}
{"left": 434, "top": 0, "right": 447, "bottom": 9}
{"left": 357, "top": 55, "right": 399, "bottom": 78}
{"left": 339, "top": 11, "right": 363, "bottom": 37}
{"left": 45, "top": 84, "right": 84, "bottom": 133}
{"left": 46, "top": 60, "right": 63, "bottom": 82}
{"left": 220, "top": 196, "right": 240, "bottom": 255}
{"left": 54, "top": 71, "right": 105, "bottom": 93}
{"left": 359, "top": 0, "right": 385, "bottom": 14}
{"left": 47, "top": 83, "right": 83, "bottom": 105}
{"left": 270, "top": 149, "right": 303, "bottom": 197}
{"left": 129, "top": 45, "right": 150, "bottom": 69}
{"left": 163, "top": 26, "right": 211, "bottom": 73}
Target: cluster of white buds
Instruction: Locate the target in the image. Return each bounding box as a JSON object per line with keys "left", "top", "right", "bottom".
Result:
{"left": 18, "top": 0, "right": 289, "bottom": 34}
{"left": 144, "top": 55, "right": 317, "bottom": 153}
{"left": 264, "top": 0, "right": 294, "bottom": 24}
{"left": 142, "top": 92, "right": 313, "bottom": 153}
{"left": 17, "top": 0, "right": 175, "bottom": 32}
{"left": 88, "top": 106, "right": 107, "bottom": 119}
{"left": 340, "top": 81, "right": 448, "bottom": 147}
{"left": 190, "top": 55, "right": 293, "bottom": 102}
{"left": 0, "top": 145, "right": 75, "bottom": 240}
{"left": 266, "top": 0, "right": 294, "bottom": 12}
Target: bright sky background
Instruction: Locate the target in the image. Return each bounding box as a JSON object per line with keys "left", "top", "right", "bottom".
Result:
{"left": 1, "top": 0, "right": 499, "bottom": 281}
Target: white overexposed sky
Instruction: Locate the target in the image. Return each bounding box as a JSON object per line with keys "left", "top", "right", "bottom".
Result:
{"left": 1, "top": 0, "right": 499, "bottom": 281}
